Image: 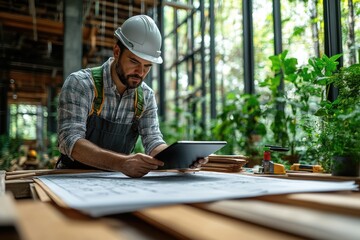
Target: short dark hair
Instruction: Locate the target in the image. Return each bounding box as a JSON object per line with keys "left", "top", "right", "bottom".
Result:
{"left": 117, "top": 40, "right": 127, "bottom": 54}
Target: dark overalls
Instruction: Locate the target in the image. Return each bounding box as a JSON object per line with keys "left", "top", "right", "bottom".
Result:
{"left": 56, "top": 66, "right": 143, "bottom": 169}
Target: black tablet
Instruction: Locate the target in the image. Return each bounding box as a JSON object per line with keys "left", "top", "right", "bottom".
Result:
{"left": 154, "top": 141, "right": 227, "bottom": 170}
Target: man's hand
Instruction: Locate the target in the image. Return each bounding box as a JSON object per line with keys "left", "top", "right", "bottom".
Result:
{"left": 120, "top": 153, "right": 164, "bottom": 178}
{"left": 71, "top": 139, "right": 164, "bottom": 178}
{"left": 189, "top": 157, "right": 209, "bottom": 169}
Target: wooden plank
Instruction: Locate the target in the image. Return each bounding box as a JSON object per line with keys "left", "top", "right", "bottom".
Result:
{"left": 33, "top": 179, "right": 69, "bottom": 208}
{"left": 287, "top": 172, "right": 360, "bottom": 186}
{"left": 258, "top": 192, "right": 360, "bottom": 217}
{"left": 5, "top": 169, "right": 55, "bottom": 175}
{"left": 5, "top": 179, "right": 33, "bottom": 199}
{"left": 29, "top": 183, "right": 39, "bottom": 201}
{"left": 209, "top": 154, "right": 249, "bottom": 160}
{"left": 196, "top": 199, "right": 360, "bottom": 240}
{"left": 0, "top": 170, "right": 5, "bottom": 195}
{"left": 0, "top": 193, "right": 21, "bottom": 240}
{"left": 0, "top": 12, "right": 63, "bottom": 30}
{"left": 5, "top": 169, "right": 101, "bottom": 179}
{"left": 96, "top": 0, "right": 142, "bottom": 12}
{"left": 135, "top": 205, "right": 301, "bottom": 240}
{"left": 16, "top": 201, "right": 123, "bottom": 240}
{"left": 0, "top": 12, "right": 111, "bottom": 48}
{"left": 203, "top": 163, "right": 243, "bottom": 168}
{"left": 7, "top": 92, "right": 47, "bottom": 101}
{"left": 1, "top": 20, "right": 62, "bottom": 35}
{"left": 33, "top": 183, "right": 51, "bottom": 202}
{"left": 0, "top": 193, "right": 18, "bottom": 226}
{"left": 6, "top": 172, "right": 37, "bottom": 180}
{"left": 201, "top": 167, "right": 242, "bottom": 173}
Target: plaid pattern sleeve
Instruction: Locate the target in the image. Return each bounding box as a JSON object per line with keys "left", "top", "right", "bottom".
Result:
{"left": 139, "top": 86, "right": 166, "bottom": 155}
{"left": 57, "top": 69, "right": 94, "bottom": 158}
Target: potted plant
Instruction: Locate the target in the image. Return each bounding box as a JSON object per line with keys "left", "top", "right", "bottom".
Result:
{"left": 315, "top": 64, "right": 360, "bottom": 176}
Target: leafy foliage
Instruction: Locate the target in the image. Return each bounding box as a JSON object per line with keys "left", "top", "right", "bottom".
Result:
{"left": 315, "top": 64, "right": 360, "bottom": 171}
{"left": 0, "top": 135, "right": 23, "bottom": 170}
{"left": 211, "top": 92, "right": 266, "bottom": 157}
{"left": 257, "top": 51, "right": 350, "bottom": 167}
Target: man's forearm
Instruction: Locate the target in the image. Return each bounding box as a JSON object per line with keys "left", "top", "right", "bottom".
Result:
{"left": 71, "top": 138, "right": 125, "bottom": 171}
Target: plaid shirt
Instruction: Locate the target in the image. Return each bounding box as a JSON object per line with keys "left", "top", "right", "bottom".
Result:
{"left": 58, "top": 57, "right": 165, "bottom": 157}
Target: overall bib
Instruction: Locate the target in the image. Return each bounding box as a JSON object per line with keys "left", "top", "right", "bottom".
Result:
{"left": 56, "top": 66, "right": 143, "bottom": 169}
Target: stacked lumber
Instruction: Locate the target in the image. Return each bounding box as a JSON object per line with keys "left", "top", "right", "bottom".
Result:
{"left": 201, "top": 155, "right": 248, "bottom": 173}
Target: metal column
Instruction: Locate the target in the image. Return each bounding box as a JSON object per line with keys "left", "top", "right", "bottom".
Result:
{"left": 273, "top": 0, "right": 282, "bottom": 55}
{"left": 209, "top": 0, "right": 216, "bottom": 118}
{"left": 174, "top": 10, "right": 179, "bottom": 120}
{"left": 273, "top": 0, "right": 284, "bottom": 111}
{"left": 0, "top": 78, "right": 8, "bottom": 135}
{"left": 47, "top": 86, "right": 57, "bottom": 134}
{"left": 63, "top": 0, "right": 83, "bottom": 81}
{"left": 157, "top": 0, "right": 166, "bottom": 120}
{"left": 200, "top": 0, "right": 206, "bottom": 127}
{"left": 242, "top": 0, "right": 255, "bottom": 94}
{"left": 190, "top": 1, "right": 196, "bottom": 126}
{"left": 323, "top": 0, "right": 342, "bottom": 101}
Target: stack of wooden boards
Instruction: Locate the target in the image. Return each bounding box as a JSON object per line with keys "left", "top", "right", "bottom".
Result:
{"left": 201, "top": 154, "right": 248, "bottom": 173}
{"left": 3, "top": 169, "right": 360, "bottom": 239}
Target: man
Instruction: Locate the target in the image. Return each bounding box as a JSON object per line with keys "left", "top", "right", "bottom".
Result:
{"left": 56, "top": 15, "right": 207, "bottom": 177}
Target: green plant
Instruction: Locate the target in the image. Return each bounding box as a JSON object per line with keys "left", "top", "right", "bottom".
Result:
{"left": 259, "top": 51, "right": 346, "bottom": 167}
{"left": 315, "top": 64, "right": 360, "bottom": 172}
{"left": 260, "top": 50, "right": 311, "bottom": 159}
{"left": 0, "top": 135, "right": 23, "bottom": 171}
{"left": 211, "top": 92, "right": 266, "bottom": 157}
{"left": 47, "top": 133, "right": 60, "bottom": 158}
{"left": 41, "top": 133, "right": 61, "bottom": 169}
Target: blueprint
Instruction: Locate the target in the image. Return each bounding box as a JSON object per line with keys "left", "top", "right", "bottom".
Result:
{"left": 36, "top": 171, "right": 357, "bottom": 217}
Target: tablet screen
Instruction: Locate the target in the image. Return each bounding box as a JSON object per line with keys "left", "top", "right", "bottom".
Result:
{"left": 154, "top": 141, "right": 227, "bottom": 170}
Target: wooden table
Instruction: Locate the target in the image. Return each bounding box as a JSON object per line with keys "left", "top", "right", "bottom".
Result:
{"left": 1, "top": 170, "right": 360, "bottom": 240}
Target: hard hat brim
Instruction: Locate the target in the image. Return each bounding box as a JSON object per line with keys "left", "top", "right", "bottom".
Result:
{"left": 114, "top": 31, "right": 163, "bottom": 64}
{"left": 128, "top": 48, "right": 163, "bottom": 64}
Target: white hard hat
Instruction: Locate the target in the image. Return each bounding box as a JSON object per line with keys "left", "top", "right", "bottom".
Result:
{"left": 114, "top": 15, "right": 163, "bottom": 64}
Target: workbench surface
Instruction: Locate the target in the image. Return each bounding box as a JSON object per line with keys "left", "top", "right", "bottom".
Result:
{"left": 1, "top": 170, "right": 360, "bottom": 240}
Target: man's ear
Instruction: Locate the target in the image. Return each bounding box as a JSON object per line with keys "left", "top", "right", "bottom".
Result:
{"left": 113, "top": 44, "right": 121, "bottom": 58}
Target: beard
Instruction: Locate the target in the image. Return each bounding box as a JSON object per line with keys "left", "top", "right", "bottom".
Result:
{"left": 115, "top": 57, "right": 143, "bottom": 89}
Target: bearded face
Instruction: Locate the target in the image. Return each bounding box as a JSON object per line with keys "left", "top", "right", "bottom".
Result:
{"left": 115, "top": 55, "right": 144, "bottom": 89}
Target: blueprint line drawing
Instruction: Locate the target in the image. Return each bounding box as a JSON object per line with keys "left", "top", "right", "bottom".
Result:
{"left": 36, "top": 171, "right": 357, "bottom": 217}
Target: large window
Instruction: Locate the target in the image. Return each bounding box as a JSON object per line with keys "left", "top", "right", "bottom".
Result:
{"left": 9, "top": 104, "right": 47, "bottom": 141}
{"left": 159, "top": 0, "right": 359, "bottom": 155}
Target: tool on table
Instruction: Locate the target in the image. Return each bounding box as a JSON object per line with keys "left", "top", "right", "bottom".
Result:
{"left": 264, "top": 145, "right": 289, "bottom": 152}
{"left": 260, "top": 145, "right": 288, "bottom": 174}
{"left": 290, "top": 163, "right": 324, "bottom": 173}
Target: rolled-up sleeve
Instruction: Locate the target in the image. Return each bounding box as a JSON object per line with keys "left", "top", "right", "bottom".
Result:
{"left": 57, "top": 70, "right": 94, "bottom": 158}
{"left": 139, "top": 89, "right": 166, "bottom": 155}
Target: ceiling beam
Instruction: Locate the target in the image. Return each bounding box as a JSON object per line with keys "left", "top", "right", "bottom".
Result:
{"left": 9, "top": 70, "right": 62, "bottom": 86}
{"left": 0, "top": 11, "right": 63, "bottom": 35}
